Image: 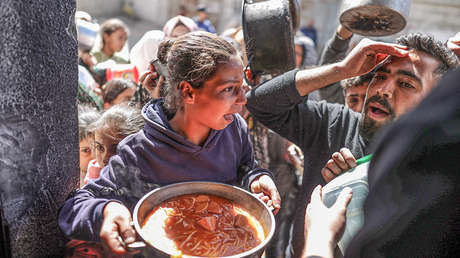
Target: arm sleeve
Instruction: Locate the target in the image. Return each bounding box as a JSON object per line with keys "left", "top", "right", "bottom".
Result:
{"left": 58, "top": 151, "right": 148, "bottom": 242}
{"left": 314, "top": 33, "right": 353, "bottom": 104}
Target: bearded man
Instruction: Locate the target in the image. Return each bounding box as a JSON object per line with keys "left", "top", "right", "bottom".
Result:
{"left": 245, "top": 33, "right": 458, "bottom": 258}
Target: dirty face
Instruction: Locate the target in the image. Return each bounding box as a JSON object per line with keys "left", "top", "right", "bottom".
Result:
{"left": 79, "top": 136, "right": 94, "bottom": 173}
{"left": 93, "top": 127, "right": 122, "bottom": 167}
{"left": 186, "top": 55, "right": 246, "bottom": 131}
{"left": 359, "top": 50, "right": 441, "bottom": 140}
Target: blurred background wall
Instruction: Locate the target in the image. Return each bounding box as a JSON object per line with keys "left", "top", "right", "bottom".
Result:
{"left": 77, "top": 0, "right": 460, "bottom": 53}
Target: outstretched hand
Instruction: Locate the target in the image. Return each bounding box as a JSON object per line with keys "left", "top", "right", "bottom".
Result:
{"left": 339, "top": 38, "right": 409, "bottom": 77}
{"left": 100, "top": 201, "right": 138, "bottom": 255}
{"left": 250, "top": 175, "right": 281, "bottom": 215}
{"left": 302, "top": 185, "right": 352, "bottom": 258}
{"left": 321, "top": 148, "right": 357, "bottom": 183}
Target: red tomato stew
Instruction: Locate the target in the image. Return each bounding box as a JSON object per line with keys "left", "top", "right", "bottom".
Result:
{"left": 141, "top": 194, "right": 265, "bottom": 257}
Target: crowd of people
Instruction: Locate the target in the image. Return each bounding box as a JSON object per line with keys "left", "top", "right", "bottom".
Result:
{"left": 66, "top": 3, "right": 460, "bottom": 258}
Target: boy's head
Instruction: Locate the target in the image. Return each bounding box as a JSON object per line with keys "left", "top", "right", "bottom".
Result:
{"left": 341, "top": 73, "right": 373, "bottom": 112}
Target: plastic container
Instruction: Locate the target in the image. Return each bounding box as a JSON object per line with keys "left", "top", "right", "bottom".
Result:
{"left": 322, "top": 155, "right": 372, "bottom": 254}
{"left": 76, "top": 19, "right": 99, "bottom": 51}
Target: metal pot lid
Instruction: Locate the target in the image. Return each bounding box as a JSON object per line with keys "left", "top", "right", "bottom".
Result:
{"left": 339, "top": 0, "right": 412, "bottom": 37}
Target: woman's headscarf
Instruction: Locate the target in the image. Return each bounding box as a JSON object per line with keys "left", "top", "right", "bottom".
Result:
{"left": 162, "top": 15, "right": 198, "bottom": 37}
{"left": 130, "top": 16, "right": 198, "bottom": 73}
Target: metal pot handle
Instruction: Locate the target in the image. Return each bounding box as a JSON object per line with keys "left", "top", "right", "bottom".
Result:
{"left": 117, "top": 235, "right": 147, "bottom": 252}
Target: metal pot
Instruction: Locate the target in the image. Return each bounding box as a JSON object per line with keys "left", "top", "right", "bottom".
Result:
{"left": 339, "top": 0, "right": 412, "bottom": 36}
{"left": 242, "top": 0, "right": 299, "bottom": 75}
{"left": 131, "top": 182, "right": 276, "bottom": 258}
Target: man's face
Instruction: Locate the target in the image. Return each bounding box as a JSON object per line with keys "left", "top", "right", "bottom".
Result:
{"left": 345, "top": 83, "right": 368, "bottom": 112}
{"left": 359, "top": 50, "right": 441, "bottom": 140}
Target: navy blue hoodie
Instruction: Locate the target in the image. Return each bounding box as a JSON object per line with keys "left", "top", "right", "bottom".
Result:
{"left": 59, "top": 99, "right": 272, "bottom": 241}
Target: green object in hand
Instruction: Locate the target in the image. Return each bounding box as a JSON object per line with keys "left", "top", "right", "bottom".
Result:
{"left": 356, "top": 154, "right": 373, "bottom": 166}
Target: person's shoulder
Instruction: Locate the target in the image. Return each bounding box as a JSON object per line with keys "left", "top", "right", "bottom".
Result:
{"left": 117, "top": 130, "right": 145, "bottom": 151}
{"left": 111, "top": 54, "right": 129, "bottom": 64}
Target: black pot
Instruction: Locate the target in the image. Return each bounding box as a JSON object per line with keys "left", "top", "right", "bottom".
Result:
{"left": 242, "top": 0, "right": 299, "bottom": 75}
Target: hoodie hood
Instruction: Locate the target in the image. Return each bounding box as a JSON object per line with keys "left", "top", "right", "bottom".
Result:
{"left": 141, "top": 98, "right": 222, "bottom": 154}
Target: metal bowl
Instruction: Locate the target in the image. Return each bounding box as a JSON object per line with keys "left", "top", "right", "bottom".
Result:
{"left": 132, "top": 181, "right": 276, "bottom": 258}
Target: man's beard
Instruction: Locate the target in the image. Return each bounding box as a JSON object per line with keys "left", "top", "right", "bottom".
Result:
{"left": 359, "top": 95, "right": 395, "bottom": 142}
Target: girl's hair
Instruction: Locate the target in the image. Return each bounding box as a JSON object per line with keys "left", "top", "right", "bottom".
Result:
{"left": 78, "top": 105, "right": 101, "bottom": 140}
{"left": 99, "top": 18, "right": 129, "bottom": 44}
{"left": 103, "top": 78, "right": 136, "bottom": 104}
{"left": 88, "top": 104, "right": 144, "bottom": 141}
{"left": 158, "top": 31, "right": 237, "bottom": 113}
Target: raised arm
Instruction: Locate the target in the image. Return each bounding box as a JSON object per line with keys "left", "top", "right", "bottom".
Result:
{"left": 295, "top": 38, "right": 409, "bottom": 97}
{"left": 315, "top": 24, "right": 354, "bottom": 104}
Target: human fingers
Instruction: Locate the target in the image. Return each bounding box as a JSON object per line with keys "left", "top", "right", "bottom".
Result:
{"left": 321, "top": 167, "right": 337, "bottom": 183}
{"left": 143, "top": 73, "right": 160, "bottom": 92}
{"left": 100, "top": 202, "right": 133, "bottom": 254}
{"left": 118, "top": 220, "right": 136, "bottom": 245}
{"left": 325, "top": 159, "right": 342, "bottom": 175}
{"left": 253, "top": 192, "right": 265, "bottom": 199}
{"left": 447, "top": 40, "right": 460, "bottom": 50}
{"left": 332, "top": 187, "right": 352, "bottom": 213}
{"left": 260, "top": 195, "right": 270, "bottom": 203}
{"left": 310, "top": 185, "right": 323, "bottom": 206}
{"left": 362, "top": 41, "right": 409, "bottom": 57}
{"left": 339, "top": 148, "right": 357, "bottom": 168}
{"left": 448, "top": 32, "right": 460, "bottom": 43}
{"left": 262, "top": 176, "right": 281, "bottom": 210}
{"left": 100, "top": 216, "right": 127, "bottom": 254}
{"left": 139, "top": 71, "right": 150, "bottom": 83}
{"left": 331, "top": 152, "right": 349, "bottom": 171}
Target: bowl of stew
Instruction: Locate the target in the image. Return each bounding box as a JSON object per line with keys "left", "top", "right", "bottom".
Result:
{"left": 132, "top": 181, "right": 276, "bottom": 258}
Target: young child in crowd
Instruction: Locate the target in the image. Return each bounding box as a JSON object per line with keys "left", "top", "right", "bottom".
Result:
{"left": 102, "top": 78, "right": 136, "bottom": 110}
{"left": 132, "top": 15, "right": 199, "bottom": 105}
{"left": 84, "top": 104, "right": 144, "bottom": 185}
{"left": 340, "top": 73, "right": 373, "bottom": 113}
{"left": 78, "top": 105, "right": 101, "bottom": 187}
{"left": 91, "top": 18, "right": 130, "bottom": 64}
{"left": 59, "top": 31, "right": 281, "bottom": 256}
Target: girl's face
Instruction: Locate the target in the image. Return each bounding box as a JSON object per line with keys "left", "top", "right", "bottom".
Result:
{"left": 112, "top": 87, "right": 135, "bottom": 105}
{"left": 104, "top": 28, "right": 127, "bottom": 53}
{"left": 93, "top": 127, "right": 122, "bottom": 167}
{"left": 187, "top": 55, "right": 246, "bottom": 131}
{"left": 79, "top": 136, "right": 94, "bottom": 172}
{"left": 104, "top": 87, "right": 136, "bottom": 110}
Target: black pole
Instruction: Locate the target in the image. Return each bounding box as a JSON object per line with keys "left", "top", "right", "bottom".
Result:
{"left": 0, "top": 0, "right": 78, "bottom": 257}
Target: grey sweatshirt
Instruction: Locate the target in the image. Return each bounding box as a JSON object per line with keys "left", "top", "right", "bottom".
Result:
{"left": 246, "top": 69, "right": 369, "bottom": 257}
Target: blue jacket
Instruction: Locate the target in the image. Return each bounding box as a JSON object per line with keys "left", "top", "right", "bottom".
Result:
{"left": 59, "top": 99, "right": 271, "bottom": 241}
{"left": 195, "top": 19, "right": 216, "bottom": 34}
